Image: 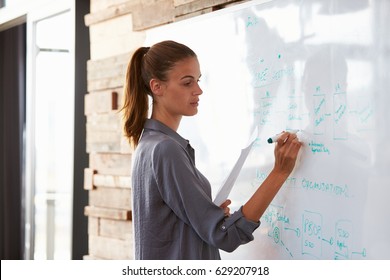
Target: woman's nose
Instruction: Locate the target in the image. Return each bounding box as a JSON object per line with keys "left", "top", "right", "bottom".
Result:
{"left": 195, "top": 82, "right": 203, "bottom": 95}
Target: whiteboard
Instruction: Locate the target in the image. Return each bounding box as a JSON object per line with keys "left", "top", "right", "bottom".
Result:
{"left": 146, "top": 0, "right": 390, "bottom": 259}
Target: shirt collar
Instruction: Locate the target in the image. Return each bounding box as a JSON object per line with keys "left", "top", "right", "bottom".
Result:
{"left": 143, "top": 119, "right": 190, "bottom": 150}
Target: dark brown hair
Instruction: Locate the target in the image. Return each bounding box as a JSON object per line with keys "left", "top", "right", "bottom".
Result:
{"left": 121, "top": 40, "right": 196, "bottom": 147}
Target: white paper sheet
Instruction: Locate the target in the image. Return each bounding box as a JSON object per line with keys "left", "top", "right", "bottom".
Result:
{"left": 213, "top": 140, "right": 255, "bottom": 206}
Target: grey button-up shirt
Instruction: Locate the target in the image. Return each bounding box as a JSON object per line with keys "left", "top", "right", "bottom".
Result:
{"left": 132, "top": 119, "right": 260, "bottom": 260}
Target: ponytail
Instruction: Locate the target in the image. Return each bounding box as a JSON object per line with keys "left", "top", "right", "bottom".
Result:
{"left": 122, "top": 47, "right": 150, "bottom": 147}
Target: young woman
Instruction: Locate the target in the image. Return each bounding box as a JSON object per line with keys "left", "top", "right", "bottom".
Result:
{"left": 122, "top": 40, "right": 302, "bottom": 260}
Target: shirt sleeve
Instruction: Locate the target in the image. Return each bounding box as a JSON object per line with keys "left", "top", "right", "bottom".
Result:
{"left": 151, "top": 138, "right": 260, "bottom": 252}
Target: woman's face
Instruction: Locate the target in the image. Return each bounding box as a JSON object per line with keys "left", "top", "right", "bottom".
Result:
{"left": 154, "top": 56, "right": 203, "bottom": 118}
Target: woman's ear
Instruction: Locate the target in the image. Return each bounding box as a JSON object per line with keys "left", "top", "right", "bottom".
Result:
{"left": 150, "top": 79, "right": 164, "bottom": 96}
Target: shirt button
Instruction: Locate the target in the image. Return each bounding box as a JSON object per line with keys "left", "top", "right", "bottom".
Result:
{"left": 221, "top": 225, "right": 226, "bottom": 230}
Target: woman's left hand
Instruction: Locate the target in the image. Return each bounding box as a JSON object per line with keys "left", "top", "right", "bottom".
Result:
{"left": 219, "top": 199, "right": 232, "bottom": 217}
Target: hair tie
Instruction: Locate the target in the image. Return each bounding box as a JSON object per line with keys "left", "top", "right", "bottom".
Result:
{"left": 143, "top": 47, "right": 150, "bottom": 57}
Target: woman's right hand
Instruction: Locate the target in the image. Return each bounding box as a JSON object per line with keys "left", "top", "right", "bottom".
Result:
{"left": 273, "top": 132, "right": 302, "bottom": 176}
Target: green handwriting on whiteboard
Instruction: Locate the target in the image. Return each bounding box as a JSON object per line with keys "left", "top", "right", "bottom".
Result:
{"left": 308, "top": 140, "right": 331, "bottom": 154}
{"left": 246, "top": 16, "right": 259, "bottom": 28}
{"left": 252, "top": 66, "right": 294, "bottom": 88}
{"left": 301, "top": 178, "right": 349, "bottom": 198}
{"left": 262, "top": 206, "right": 367, "bottom": 259}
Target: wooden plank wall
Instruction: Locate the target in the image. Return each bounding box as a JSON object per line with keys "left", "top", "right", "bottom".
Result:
{"left": 83, "top": 0, "right": 248, "bottom": 260}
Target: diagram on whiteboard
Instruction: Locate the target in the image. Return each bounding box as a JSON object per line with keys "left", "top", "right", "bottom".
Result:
{"left": 146, "top": 0, "right": 390, "bottom": 259}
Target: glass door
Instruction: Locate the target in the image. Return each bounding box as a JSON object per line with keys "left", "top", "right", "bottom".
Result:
{"left": 25, "top": 2, "right": 75, "bottom": 259}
